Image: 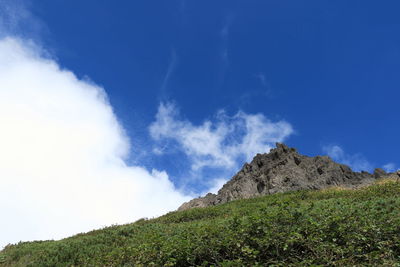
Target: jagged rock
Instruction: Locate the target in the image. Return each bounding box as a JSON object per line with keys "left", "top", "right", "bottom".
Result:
{"left": 178, "top": 143, "right": 390, "bottom": 211}
{"left": 374, "top": 168, "right": 387, "bottom": 178}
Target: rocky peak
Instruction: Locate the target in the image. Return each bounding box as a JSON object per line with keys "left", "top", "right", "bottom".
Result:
{"left": 178, "top": 143, "right": 389, "bottom": 211}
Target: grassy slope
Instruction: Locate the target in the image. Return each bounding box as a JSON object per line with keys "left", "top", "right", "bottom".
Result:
{"left": 1, "top": 179, "right": 400, "bottom": 267}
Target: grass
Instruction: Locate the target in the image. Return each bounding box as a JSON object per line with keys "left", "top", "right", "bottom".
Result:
{"left": 1, "top": 179, "right": 400, "bottom": 266}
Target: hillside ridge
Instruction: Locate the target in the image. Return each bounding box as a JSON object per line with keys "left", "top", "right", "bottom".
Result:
{"left": 179, "top": 143, "right": 390, "bottom": 210}
{"left": 2, "top": 179, "right": 400, "bottom": 266}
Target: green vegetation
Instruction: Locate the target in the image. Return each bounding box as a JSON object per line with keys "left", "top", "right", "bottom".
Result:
{"left": 1, "top": 180, "right": 400, "bottom": 266}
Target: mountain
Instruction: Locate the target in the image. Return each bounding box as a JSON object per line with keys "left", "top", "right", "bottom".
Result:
{"left": 179, "top": 143, "right": 389, "bottom": 210}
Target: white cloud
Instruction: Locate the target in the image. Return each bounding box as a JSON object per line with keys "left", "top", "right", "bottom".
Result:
{"left": 322, "top": 145, "right": 373, "bottom": 172}
{"left": 149, "top": 102, "right": 293, "bottom": 171}
{"left": 205, "top": 178, "right": 228, "bottom": 195}
{"left": 0, "top": 37, "right": 191, "bottom": 249}
{"left": 383, "top": 163, "right": 397, "bottom": 173}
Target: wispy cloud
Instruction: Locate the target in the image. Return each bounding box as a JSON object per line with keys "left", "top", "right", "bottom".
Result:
{"left": 0, "top": 38, "right": 191, "bottom": 249}
{"left": 256, "top": 73, "right": 268, "bottom": 87}
{"left": 255, "top": 72, "right": 274, "bottom": 96}
{"left": 383, "top": 163, "right": 397, "bottom": 173}
{"left": 322, "top": 145, "right": 373, "bottom": 172}
{"left": 149, "top": 102, "right": 293, "bottom": 171}
{"left": 239, "top": 72, "right": 274, "bottom": 106}
{"left": 204, "top": 178, "right": 228, "bottom": 195}
{"left": 216, "top": 14, "right": 235, "bottom": 88}
{"left": 0, "top": 0, "right": 46, "bottom": 41}
{"left": 220, "top": 16, "right": 231, "bottom": 40}
{"left": 160, "top": 48, "right": 177, "bottom": 96}
{"left": 323, "top": 145, "right": 397, "bottom": 173}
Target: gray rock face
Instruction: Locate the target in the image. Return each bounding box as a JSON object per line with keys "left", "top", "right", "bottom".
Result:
{"left": 178, "top": 143, "right": 389, "bottom": 211}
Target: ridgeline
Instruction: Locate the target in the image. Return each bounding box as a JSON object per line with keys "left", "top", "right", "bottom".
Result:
{"left": 179, "top": 143, "right": 389, "bottom": 210}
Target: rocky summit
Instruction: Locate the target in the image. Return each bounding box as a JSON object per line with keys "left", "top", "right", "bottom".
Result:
{"left": 178, "top": 143, "right": 390, "bottom": 211}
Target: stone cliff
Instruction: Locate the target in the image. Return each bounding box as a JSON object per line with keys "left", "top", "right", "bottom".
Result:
{"left": 178, "top": 143, "right": 390, "bottom": 211}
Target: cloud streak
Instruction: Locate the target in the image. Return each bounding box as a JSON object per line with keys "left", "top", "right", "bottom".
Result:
{"left": 0, "top": 0, "right": 45, "bottom": 40}
{"left": 216, "top": 14, "right": 235, "bottom": 89}
{"left": 383, "top": 163, "right": 397, "bottom": 173}
{"left": 322, "top": 145, "right": 373, "bottom": 172}
{"left": 0, "top": 37, "right": 190, "bottom": 248}
{"left": 160, "top": 48, "right": 177, "bottom": 95}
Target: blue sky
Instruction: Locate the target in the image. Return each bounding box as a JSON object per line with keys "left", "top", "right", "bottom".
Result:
{"left": 33, "top": 1, "right": 399, "bottom": 169}
{"left": 1, "top": 0, "right": 399, "bottom": 246}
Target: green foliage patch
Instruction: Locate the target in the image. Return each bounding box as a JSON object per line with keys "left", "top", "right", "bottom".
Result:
{"left": 1, "top": 181, "right": 400, "bottom": 266}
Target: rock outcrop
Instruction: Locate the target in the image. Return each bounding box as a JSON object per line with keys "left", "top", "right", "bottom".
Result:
{"left": 178, "top": 143, "right": 390, "bottom": 211}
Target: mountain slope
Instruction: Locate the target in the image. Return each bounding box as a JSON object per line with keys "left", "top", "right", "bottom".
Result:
{"left": 1, "top": 179, "right": 400, "bottom": 266}
{"left": 179, "top": 143, "right": 389, "bottom": 210}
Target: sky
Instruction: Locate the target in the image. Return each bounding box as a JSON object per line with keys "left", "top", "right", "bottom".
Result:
{"left": 0, "top": 0, "right": 399, "bottom": 248}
